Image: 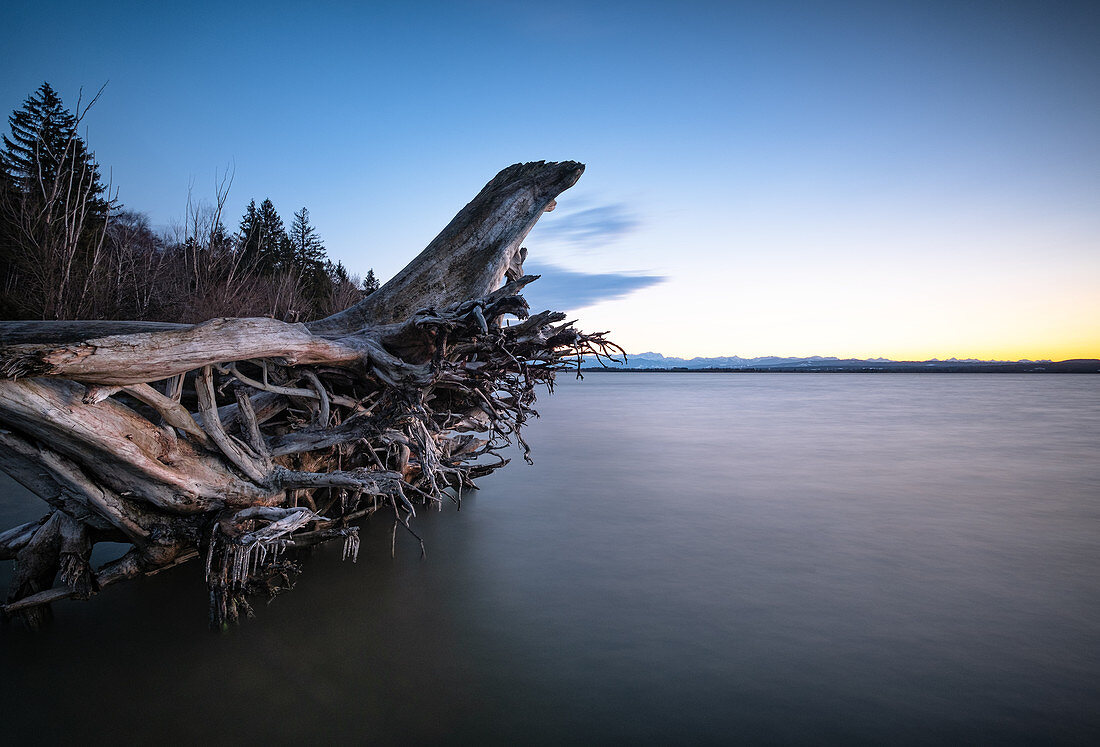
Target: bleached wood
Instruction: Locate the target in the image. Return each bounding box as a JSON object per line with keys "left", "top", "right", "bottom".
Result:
{"left": 0, "top": 316, "right": 362, "bottom": 385}
{"left": 309, "top": 161, "right": 583, "bottom": 333}
{"left": 0, "top": 161, "right": 622, "bottom": 627}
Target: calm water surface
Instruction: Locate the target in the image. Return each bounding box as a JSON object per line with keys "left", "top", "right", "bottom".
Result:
{"left": 1, "top": 373, "right": 1098, "bottom": 744}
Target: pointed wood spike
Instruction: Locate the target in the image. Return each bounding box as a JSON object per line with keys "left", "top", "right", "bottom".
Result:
{"left": 308, "top": 161, "right": 584, "bottom": 334}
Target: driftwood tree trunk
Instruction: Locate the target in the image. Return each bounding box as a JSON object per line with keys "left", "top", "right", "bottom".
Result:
{"left": 0, "top": 161, "right": 620, "bottom": 627}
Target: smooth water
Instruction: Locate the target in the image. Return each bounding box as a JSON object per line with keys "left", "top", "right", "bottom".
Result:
{"left": 1, "top": 373, "right": 1098, "bottom": 744}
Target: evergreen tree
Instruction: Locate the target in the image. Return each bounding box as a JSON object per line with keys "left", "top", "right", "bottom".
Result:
{"left": 209, "top": 220, "right": 233, "bottom": 255}
{"left": 256, "top": 198, "right": 287, "bottom": 273}
{"left": 289, "top": 207, "right": 329, "bottom": 300}
{"left": 236, "top": 199, "right": 261, "bottom": 264}
{"left": 0, "top": 82, "right": 112, "bottom": 319}
{"left": 237, "top": 198, "right": 287, "bottom": 273}
{"left": 324, "top": 258, "right": 347, "bottom": 284}
{"left": 363, "top": 268, "right": 379, "bottom": 294}
{"left": 288, "top": 207, "right": 325, "bottom": 266}
{"left": 1, "top": 83, "right": 106, "bottom": 207}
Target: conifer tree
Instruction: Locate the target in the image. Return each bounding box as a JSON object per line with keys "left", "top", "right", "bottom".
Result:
{"left": 256, "top": 198, "right": 287, "bottom": 273}
{"left": 289, "top": 206, "right": 330, "bottom": 300}
{"left": 0, "top": 82, "right": 112, "bottom": 319}
{"left": 1, "top": 82, "right": 107, "bottom": 210}
{"left": 288, "top": 207, "right": 325, "bottom": 267}
{"left": 237, "top": 198, "right": 287, "bottom": 274}
{"left": 209, "top": 221, "right": 233, "bottom": 255}
{"left": 363, "top": 268, "right": 379, "bottom": 294}
{"left": 237, "top": 199, "right": 261, "bottom": 265}
{"left": 324, "top": 258, "right": 348, "bottom": 284}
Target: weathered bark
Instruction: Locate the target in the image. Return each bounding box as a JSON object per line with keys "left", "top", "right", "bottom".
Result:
{"left": 0, "top": 320, "right": 186, "bottom": 346}
{"left": 0, "top": 317, "right": 363, "bottom": 384}
{"left": 0, "top": 161, "right": 622, "bottom": 628}
{"left": 308, "top": 160, "right": 583, "bottom": 334}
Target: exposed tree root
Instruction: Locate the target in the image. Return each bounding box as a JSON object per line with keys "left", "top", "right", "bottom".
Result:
{"left": 0, "top": 161, "right": 623, "bottom": 628}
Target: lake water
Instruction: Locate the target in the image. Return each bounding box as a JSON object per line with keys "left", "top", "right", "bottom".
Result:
{"left": 1, "top": 373, "right": 1098, "bottom": 744}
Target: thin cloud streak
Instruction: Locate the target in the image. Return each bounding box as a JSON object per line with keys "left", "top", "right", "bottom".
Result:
{"left": 536, "top": 204, "right": 640, "bottom": 248}
{"left": 522, "top": 261, "right": 665, "bottom": 312}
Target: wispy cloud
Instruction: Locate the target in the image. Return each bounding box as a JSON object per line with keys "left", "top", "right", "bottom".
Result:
{"left": 522, "top": 261, "right": 665, "bottom": 312}
{"left": 535, "top": 203, "right": 640, "bottom": 247}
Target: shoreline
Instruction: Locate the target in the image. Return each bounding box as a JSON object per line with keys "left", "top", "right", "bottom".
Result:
{"left": 580, "top": 360, "right": 1100, "bottom": 374}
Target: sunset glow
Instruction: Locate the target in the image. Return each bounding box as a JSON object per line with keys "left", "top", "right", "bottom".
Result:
{"left": 4, "top": 0, "right": 1097, "bottom": 361}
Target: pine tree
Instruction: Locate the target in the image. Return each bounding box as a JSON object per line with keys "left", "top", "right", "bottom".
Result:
{"left": 288, "top": 207, "right": 325, "bottom": 267}
{"left": 237, "top": 199, "right": 261, "bottom": 265}
{"left": 237, "top": 198, "right": 287, "bottom": 274}
{"left": 1, "top": 83, "right": 108, "bottom": 214}
{"left": 209, "top": 221, "right": 233, "bottom": 255}
{"left": 289, "top": 206, "right": 330, "bottom": 302}
{"left": 324, "top": 258, "right": 347, "bottom": 284}
{"left": 256, "top": 198, "right": 287, "bottom": 273}
{"left": 0, "top": 82, "right": 112, "bottom": 319}
{"left": 363, "top": 268, "right": 379, "bottom": 294}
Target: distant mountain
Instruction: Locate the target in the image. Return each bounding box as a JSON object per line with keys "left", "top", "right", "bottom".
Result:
{"left": 580, "top": 352, "right": 1100, "bottom": 373}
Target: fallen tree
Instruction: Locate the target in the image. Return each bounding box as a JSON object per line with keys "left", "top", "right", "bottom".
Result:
{"left": 0, "top": 161, "right": 621, "bottom": 627}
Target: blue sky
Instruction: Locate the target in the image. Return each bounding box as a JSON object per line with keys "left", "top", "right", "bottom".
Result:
{"left": 3, "top": 0, "right": 1098, "bottom": 359}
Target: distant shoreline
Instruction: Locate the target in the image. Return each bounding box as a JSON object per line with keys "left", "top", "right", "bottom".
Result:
{"left": 580, "top": 360, "right": 1100, "bottom": 374}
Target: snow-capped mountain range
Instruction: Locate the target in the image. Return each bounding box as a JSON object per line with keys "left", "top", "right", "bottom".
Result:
{"left": 579, "top": 352, "right": 1099, "bottom": 373}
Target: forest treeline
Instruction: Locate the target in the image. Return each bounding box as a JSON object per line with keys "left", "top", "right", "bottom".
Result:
{"left": 0, "top": 83, "right": 378, "bottom": 322}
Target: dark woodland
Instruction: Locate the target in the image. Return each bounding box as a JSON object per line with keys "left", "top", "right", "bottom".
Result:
{"left": 0, "top": 83, "right": 377, "bottom": 325}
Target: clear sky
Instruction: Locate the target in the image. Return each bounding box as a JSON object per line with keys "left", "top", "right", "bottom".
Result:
{"left": 3, "top": 0, "right": 1098, "bottom": 360}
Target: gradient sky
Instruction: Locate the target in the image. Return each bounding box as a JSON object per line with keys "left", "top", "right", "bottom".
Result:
{"left": 4, "top": 0, "right": 1098, "bottom": 360}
